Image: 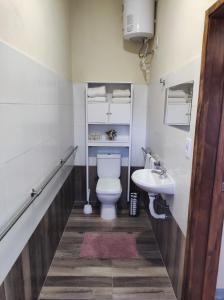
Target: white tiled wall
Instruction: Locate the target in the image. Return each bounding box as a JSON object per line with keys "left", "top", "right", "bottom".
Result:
{"left": 0, "top": 41, "right": 74, "bottom": 257}
{"left": 73, "top": 83, "right": 86, "bottom": 165}
{"left": 73, "top": 83, "right": 148, "bottom": 167}
{"left": 146, "top": 58, "right": 201, "bottom": 235}
{"left": 131, "top": 85, "right": 148, "bottom": 167}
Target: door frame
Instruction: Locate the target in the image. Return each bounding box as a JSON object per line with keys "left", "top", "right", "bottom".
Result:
{"left": 182, "top": 1, "right": 224, "bottom": 299}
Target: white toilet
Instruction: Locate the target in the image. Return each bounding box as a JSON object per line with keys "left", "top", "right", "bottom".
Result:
{"left": 96, "top": 154, "right": 122, "bottom": 220}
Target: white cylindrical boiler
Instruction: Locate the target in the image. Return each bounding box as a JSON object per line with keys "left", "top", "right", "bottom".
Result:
{"left": 123, "top": 0, "right": 155, "bottom": 41}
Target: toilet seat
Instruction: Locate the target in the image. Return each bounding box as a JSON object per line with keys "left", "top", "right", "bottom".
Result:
{"left": 96, "top": 178, "right": 122, "bottom": 195}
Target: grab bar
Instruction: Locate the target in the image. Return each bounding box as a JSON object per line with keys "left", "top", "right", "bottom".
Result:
{"left": 0, "top": 146, "right": 78, "bottom": 241}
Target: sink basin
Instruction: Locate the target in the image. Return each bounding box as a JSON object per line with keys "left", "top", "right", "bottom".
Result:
{"left": 131, "top": 169, "right": 175, "bottom": 195}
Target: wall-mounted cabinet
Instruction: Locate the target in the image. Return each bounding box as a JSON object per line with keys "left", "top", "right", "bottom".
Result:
{"left": 85, "top": 82, "right": 133, "bottom": 203}
{"left": 110, "top": 103, "right": 131, "bottom": 124}
{"left": 87, "top": 102, "right": 108, "bottom": 123}
{"left": 164, "top": 81, "right": 194, "bottom": 129}
{"left": 87, "top": 100, "right": 131, "bottom": 124}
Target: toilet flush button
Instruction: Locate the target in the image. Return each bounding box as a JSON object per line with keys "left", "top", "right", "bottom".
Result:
{"left": 185, "top": 137, "right": 192, "bottom": 159}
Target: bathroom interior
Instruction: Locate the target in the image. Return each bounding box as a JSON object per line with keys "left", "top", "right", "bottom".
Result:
{"left": 1, "top": 0, "right": 224, "bottom": 299}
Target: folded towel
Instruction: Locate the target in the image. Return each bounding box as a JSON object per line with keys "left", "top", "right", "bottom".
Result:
{"left": 112, "top": 89, "right": 131, "bottom": 98}
{"left": 88, "top": 96, "right": 106, "bottom": 102}
{"left": 88, "top": 86, "right": 106, "bottom": 97}
{"left": 168, "top": 90, "right": 187, "bottom": 98}
{"left": 111, "top": 97, "right": 131, "bottom": 104}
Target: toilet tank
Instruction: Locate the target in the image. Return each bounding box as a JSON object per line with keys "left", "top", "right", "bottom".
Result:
{"left": 97, "top": 154, "right": 121, "bottom": 178}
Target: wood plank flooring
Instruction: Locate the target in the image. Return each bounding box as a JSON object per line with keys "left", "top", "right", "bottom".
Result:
{"left": 39, "top": 209, "right": 176, "bottom": 300}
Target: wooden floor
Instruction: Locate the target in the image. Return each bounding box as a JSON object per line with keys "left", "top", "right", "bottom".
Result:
{"left": 39, "top": 209, "right": 176, "bottom": 300}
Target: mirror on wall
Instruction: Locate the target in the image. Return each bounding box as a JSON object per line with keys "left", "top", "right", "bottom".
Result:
{"left": 164, "top": 81, "right": 194, "bottom": 131}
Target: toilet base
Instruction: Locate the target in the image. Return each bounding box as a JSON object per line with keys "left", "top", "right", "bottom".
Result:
{"left": 101, "top": 204, "right": 116, "bottom": 220}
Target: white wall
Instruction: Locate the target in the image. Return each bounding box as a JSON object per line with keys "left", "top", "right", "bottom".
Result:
{"left": 70, "top": 0, "right": 145, "bottom": 84}
{"left": 0, "top": 0, "right": 72, "bottom": 79}
{"left": 150, "top": 0, "right": 215, "bottom": 82}
{"left": 145, "top": 0, "right": 224, "bottom": 291}
{"left": 0, "top": 41, "right": 74, "bottom": 283}
{"left": 131, "top": 85, "right": 148, "bottom": 166}
{"left": 146, "top": 0, "right": 216, "bottom": 234}
{"left": 0, "top": 0, "right": 74, "bottom": 284}
{"left": 0, "top": 41, "right": 74, "bottom": 230}
{"left": 73, "top": 84, "right": 148, "bottom": 167}
{"left": 147, "top": 59, "right": 201, "bottom": 235}
{"left": 73, "top": 83, "right": 86, "bottom": 165}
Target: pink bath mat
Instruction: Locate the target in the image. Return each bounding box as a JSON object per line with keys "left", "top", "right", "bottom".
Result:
{"left": 80, "top": 232, "right": 139, "bottom": 259}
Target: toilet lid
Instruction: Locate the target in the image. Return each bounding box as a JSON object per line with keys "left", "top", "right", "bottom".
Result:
{"left": 96, "top": 178, "right": 122, "bottom": 195}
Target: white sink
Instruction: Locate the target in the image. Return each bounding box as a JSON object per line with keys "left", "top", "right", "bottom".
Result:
{"left": 131, "top": 169, "right": 175, "bottom": 195}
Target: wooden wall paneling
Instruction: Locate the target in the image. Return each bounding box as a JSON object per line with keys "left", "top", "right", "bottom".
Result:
{"left": 0, "top": 169, "right": 75, "bottom": 300}
{"left": 21, "top": 245, "right": 32, "bottom": 300}
{"left": 89, "top": 166, "right": 99, "bottom": 208}
{"left": 3, "top": 255, "right": 26, "bottom": 300}
{"left": 0, "top": 285, "right": 6, "bottom": 300}
{"left": 73, "top": 166, "right": 86, "bottom": 208}
{"left": 118, "top": 167, "right": 128, "bottom": 210}
{"left": 142, "top": 196, "right": 186, "bottom": 300}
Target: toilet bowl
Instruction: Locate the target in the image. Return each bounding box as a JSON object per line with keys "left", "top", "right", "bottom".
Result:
{"left": 96, "top": 178, "right": 122, "bottom": 220}
{"left": 96, "top": 154, "right": 122, "bottom": 220}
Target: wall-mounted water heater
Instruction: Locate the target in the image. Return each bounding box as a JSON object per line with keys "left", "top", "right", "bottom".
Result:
{"left": 123, "top": 0, "right": 155, "bottom": 41}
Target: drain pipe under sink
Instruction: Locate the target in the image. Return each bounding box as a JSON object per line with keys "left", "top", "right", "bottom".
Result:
{"left": 148, "top": 193, "right": 167, "bottom": 220}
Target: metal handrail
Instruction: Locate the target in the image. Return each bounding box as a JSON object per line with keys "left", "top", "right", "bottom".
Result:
{"left": 0, "top": 146, "right": 78, "bottom": 241}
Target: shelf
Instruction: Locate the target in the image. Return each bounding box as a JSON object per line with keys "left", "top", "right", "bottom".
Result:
{"left": 88, "top": 140, "right": 130, "bottom": 147}
{"left": 86, "top": 82, "right": 133, "bottom": 203}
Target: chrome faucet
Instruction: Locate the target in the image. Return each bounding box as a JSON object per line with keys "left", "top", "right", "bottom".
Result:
{"left": 152, "top": 161, "right": 167, "bottom": 178}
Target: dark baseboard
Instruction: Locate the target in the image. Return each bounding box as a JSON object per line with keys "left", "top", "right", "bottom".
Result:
{"left": 72, "top": 165, "right": 86, "bottom": 208}
{"left": 0, "top": 168, "right": 75, "bottom": 300}
{"left": 143, "top": 194, "right": 186, "bottom": 300}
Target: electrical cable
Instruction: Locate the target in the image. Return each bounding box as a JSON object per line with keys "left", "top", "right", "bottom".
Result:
{"left": 139, "top": 38, "right": 155, "bottom": 82}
